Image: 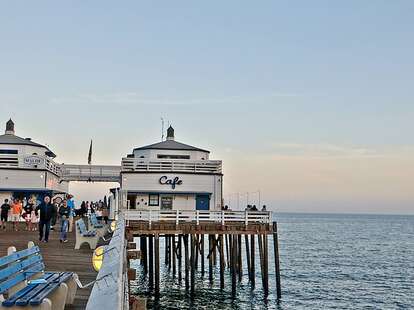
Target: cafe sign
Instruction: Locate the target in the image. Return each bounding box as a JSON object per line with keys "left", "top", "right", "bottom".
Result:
{"left": 159, "top": 176, "right": 183, "bottom": 189}
{"left": 23, "top": 155, "right": 44, "bottom": 167}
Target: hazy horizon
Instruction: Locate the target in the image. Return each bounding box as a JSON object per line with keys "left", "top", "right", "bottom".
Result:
{"left": 1, "top": 1, "right": 414, "bottom": 215}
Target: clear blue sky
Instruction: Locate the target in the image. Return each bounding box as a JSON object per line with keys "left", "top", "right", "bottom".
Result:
{"left": 1, "top": 1, "right": 413, "bottom": 214}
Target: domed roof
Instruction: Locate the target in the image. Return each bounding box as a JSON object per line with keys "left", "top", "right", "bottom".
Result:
{"left": 0, "top": 119, "right": 56, "bottom": 158}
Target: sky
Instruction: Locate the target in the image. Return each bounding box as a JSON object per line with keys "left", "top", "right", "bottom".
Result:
{"left": 1, "top": 1, "right": 414, "bottom": 214}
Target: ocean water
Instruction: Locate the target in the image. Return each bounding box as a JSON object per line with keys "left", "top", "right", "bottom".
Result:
{"left": 130, "top": 213, "right": 414, "bottom": 309}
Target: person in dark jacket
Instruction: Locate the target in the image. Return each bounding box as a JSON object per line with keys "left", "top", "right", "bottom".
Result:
{"left": 1, "top": 199, "right": 10, "bottom": 230}
{"left": 58, "top": 200, "right": 70, "bottom": 243}
{"left": 36, "top": 195, "right": 56, "bottom": 243}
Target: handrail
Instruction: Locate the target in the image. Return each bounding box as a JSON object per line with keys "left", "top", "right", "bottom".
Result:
{"left": 0, "top": 154, "right": 61, "bottom": 175}
{"left": 121, "top": 158, "right": 222, "bottom": 174}
{"left": 86, "top": 216, "right": 127, "bottom": 310}
{"left": 124, "top": 210, "right": 272, "bottom": 225}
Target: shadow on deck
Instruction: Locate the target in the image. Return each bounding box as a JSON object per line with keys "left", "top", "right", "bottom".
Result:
{"left": 0, "top": 223, "right": 98, "bottom": 310}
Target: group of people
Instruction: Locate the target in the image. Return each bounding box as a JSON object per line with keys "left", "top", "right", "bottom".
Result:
{"left": 75, "top": 200, "right": 109, "bottom": 224}
{"left": 0, "top": 194, "right": 109, "bottom": 244}
{"left": 1, "top": 198, "right": 38, "bottom": 231}
{"left": 221, "top": 204, "right": 267, "bottom": 211}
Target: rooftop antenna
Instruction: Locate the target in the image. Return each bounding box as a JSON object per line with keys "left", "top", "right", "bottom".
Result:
{"left": 161, "top": 117, "right": 165, "bottom": 141}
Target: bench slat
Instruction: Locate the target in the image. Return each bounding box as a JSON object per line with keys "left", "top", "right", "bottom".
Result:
{"left": 0, "top": 273, "right": 25, "bottom": 295}
{"left": 0, "top": 246, "right": 40, "bottom": 269}
{"left": 28, "top": 273, "right": 69, "bottom": 306}
{"left": 2, "top": 273, "right": 55, "bottom": 307}
{"left": 15, "top": 273, "right": 61, "bottom": 306}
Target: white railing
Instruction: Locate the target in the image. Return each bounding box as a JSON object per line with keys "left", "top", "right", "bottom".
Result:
{"left": 123, "top": 210, "right": 271, "bottom": 226}
{"left": 121, "top": 158, "right": 222, "bottom": 174}
{"left": 86, "top": 216, "right": 128, "bottom": 310}
{"left": 0, "top": 154, "right": 62, "bottom": 175}
{"left": 60, "top": 164, "right": 121, "bottom": 182}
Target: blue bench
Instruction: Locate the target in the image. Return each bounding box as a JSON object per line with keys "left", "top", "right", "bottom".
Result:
{"left": 89, "top": 214, "right": 103, "bottom": 229}
{"left": 75, "top": 219, "right": 99, "bottom": 250}
{"left": 0, "top": 243, "right": 77, "bottom": 310}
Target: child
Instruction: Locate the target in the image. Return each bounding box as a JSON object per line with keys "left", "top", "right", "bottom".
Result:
{"left": 30, "top": 209, "right": 38, "bottom": 231}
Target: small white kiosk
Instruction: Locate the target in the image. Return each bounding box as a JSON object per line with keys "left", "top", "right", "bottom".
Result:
{"left": 120, "top": 126, "right": 223, "bottom": 211}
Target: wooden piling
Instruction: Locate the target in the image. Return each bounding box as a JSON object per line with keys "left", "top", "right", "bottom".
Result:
{"left": 237, "top": 234, "right": 242, "bottom": 281}
{"left": 231, "top": 235, "right": 237, "bottom": 297}
{"left": 154, "top": 234, "right": 160, "bottom": 297}
{"left": 184, "top": 234, "right": 190, "bottom": 290}
{"left": 195, "top": 234, "right": 199, "bottom": 270}
{"left": 263, "top": 233, "right": 269, "bottom": 295}
{"left": 148, "top": 235, "right": 154, "bottom": 289}
{"left": 164, "top": 235, "right": 169, "bottom": 265}
{"left": 258, "top": 234, "right": 265, "bottom": 292}
{"left": 245, "top": 234, "right": 251, "bottom": 282}
{"left": 200, "top": 234, "right": 205, "bottom": 277}
{"left": 219, "top": 234, "right": 225, "bottom": 289}
{"left": 142, "top": 236, "right": 148, "bottom": 275}
{"left": 208, "top": 235, "right": 213, "bottom": 284}
{"left": 225, "top": 234, "right": 230, "bottom": 269}
{"left": 172, "top": 234, "right": 176, "bottom": 277}
{"left": 273, "top": 222, "right": 282, "bottom": 299}
{"left": 250, "top": 234, "right": 255, "bottom": 288}
{"left": 178, "top": 234, "right": 182, "bottom": 282}
{"left": 190, "top": 234, "right": 196, "bottom": 294}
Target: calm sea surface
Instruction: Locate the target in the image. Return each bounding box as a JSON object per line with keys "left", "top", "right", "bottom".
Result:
{"left": 130, "top": 213, "right": 414, "bottom": 309}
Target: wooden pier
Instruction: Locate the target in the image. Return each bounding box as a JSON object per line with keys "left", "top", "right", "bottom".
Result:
{"left": 0, "top": 223, "right": 98, "bottom": 310}
{"left": 124, "top": 210, "right": 282, "bottom": 302}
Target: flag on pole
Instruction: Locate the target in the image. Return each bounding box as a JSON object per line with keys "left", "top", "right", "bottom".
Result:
{"left": 88, "top": 140, "right": 93, "bottom": 165}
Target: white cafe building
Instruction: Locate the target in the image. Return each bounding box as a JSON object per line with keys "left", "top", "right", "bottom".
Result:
{"left": 0, "top": 119, "right": 68, "bottom": 203}
{"left": 120, "top": 126, "right": 223, "bottom": 211}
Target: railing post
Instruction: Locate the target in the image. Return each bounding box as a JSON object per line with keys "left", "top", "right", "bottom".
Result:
{"left": 221, "top": 211, "right": 225, "bottom": 226}
{"left": 149, "top": 210, "right": 152, "bottom": 228}
{"left": 176, "top": 210, "right": 179, "bottom": 226}
{"left": 245, "top": 211, "right": 248, "bottom": 226}
{"left": 196, "top": 210, "right": 199, "bottom": 225}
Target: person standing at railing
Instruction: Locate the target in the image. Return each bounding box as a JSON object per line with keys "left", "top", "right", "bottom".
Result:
{"left": 36, "top": 195, "right": 56, "bottom": 243}
{"left": 11, "top": 199, "right": 22, "bottom": 231}
{"left": 0, "top": 199, "right": 10, "bottom": 230}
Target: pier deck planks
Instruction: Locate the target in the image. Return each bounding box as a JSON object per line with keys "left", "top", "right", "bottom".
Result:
{"left": 0, "top": 223, "right": 98, "bottom": 310}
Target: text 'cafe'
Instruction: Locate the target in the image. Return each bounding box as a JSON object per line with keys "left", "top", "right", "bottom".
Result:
{"left": 120, "top": 126, "right": 223, "bottom": 211}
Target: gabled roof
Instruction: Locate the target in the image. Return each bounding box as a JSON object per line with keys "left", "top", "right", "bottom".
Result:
{"left": 133, "top": 139, "right": 210, "bottom": 153}
{"left": 0, "top": 134, "right": 56, "bottom": 158}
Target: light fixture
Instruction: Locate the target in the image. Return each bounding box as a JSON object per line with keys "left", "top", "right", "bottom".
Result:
{"left": 92, "top": 246, "right": 105, "bottom": 272}
{"left": 110, "top": 221, "right": 117, "bottom": 232}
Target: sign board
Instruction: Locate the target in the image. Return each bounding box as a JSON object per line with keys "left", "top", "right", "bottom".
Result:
{"left": 23, "top": 155, "right": 44, "bottom": 167}
{"left": 159, "top": 176, "right": 183, "bottom": 189}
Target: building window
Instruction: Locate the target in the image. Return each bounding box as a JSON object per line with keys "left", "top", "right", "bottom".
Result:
{"left": 0, "top": 149, "right": 18, "bottom": 154}
{"left": 149, "top": 194, "right": 159, "bottom": 206}
{"left": 157, "top": 154, "right": 190, "bottom": 159}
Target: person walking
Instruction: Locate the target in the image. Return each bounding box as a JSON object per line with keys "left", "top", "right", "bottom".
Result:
{"left": 102, "top": 205, "right": 109, "bottom": 224}
{"left": 66, "top": 195, "right": 75, "bottom": 232}
{"left": 58, "top": 200, "right": 70, "bottom": 243}
{"left": 0, "top": 199, "right": 10, "bottom": 230}
{"left": 36, "top": 196, "right": 56, "bottom": 243}
{"left": 11, "top": 199, "right": 22, "bottom": 231}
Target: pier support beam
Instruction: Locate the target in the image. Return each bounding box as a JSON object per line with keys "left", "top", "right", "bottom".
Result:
{"left": 172, "top": 234, "right": 176, "bottom": 277}
{"left": 190, "top": 234, "right": 196, "bottom": 294}
{"left": 200, "top": 234, "right": 205, "bottom": 277}
{"left": 148, "top": 235, "right": 154, "bottom": 290}
{"left": 184, "top": 235, "right": 190, "bottom": 290}
{"left": 250, "top": 234, "right": 255, "bottom": 288}
{"left": 219, "top": 234, "right": 225, "bottom": 289}
{"left": 178, "top": 235, "right": 182, "bottom": 282}
{"left": 155, "top": 234, "right": 160, "bottom": 297}
{"left": 273, "top": 222, "right": 282, "bottom": 299}
{"left": 208, "top": 235, "right": 213, "bottom": 284}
